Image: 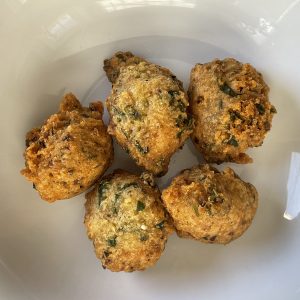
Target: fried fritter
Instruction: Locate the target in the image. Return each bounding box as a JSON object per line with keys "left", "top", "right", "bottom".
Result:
{"left": 84, "top": 170, "right": 173, "bottom": 272}
{"left": 21, "top": 93, "right": 113, "bottom": 202}
{"left": 161, "top": 164, "right": 258, "bottom": 244}
{"left": 104, "top": 51, "right": 193, "bottom": 176}
{"left": 188, "top": 58, "right": 277, "bottom": 164}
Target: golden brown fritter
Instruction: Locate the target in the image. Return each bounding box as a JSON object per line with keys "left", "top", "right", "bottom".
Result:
{"left": 188, "top": 58, "right": 277, "bottom": 164}
{"left": 84, "top": 170, "right": 173, "bottom": 272}
{"left": 161, "top": 164, "right": 258, "bottom": 244}
{"left": 104, "top": 51, "right": 193, "bottom": 176}
{"left": 21, "top": 93, "right": 113, "bottom": 202}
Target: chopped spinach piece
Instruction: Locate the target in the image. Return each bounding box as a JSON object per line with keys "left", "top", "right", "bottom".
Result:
{"left": 107, "top": 237, "right": 117, "bottom": 247}
{"left": 121, "top": 182, "right": 139, "bottom": 190}
{"left": 206, "top": 205, "right": 213, "bottom": 216}
{"left": 168, "top": 91, "right": 186, "bottom": 112}
{"left": 175, "top": 115, "right": 183, "bottom": 127}
{"left": 230, "top": 111, "right": 236, "bottom": 121}
{"left": 168, "top": 90, "right": 179, "bottom": 98}
{"left": 136, "top": 200, "right": 145, "bottom": 212}
{"left": 120, "top": 128, "right": 130, "bottom": 139}
{"left": 176, "top": 115, "right": 193, "bottom": 138}
{"left": 219, "top": 83, "right": 238, "bottom": 97}
{"left": 176, "top": 115, "right": 193, "bottom": 128}
{"left": 176, "top": 129, "right": 184, "bottom": 138}
{"left": 134, "top": 140, "right": 149, "bottom": 154}
{"left": 184, "top": 115, "right": 193, "bottom": 128}
{"left": 227, "top": 136, "right": 239, "bottom": 147}
{"left": 193, "top": 204, "right": 200, "bottom": 217}
{"left": 125, "top": 106, "right": 141, "bottom": 120}
{"left": 218, "top": 99, "right": 223, "bottom": 109}
{"left": 140, "top": 234, "right": 149, "bottom": 242}
{"left": 155, "top": 221, "right": 165, "bottom": 230}
{"left": 168, "top": 90, "right": 178, "bottom": 106}
{"left": 32, "top": 183, "right": 36, "bottom": 190}
{"left": 209, "top": 189, "right": 223, "bottom": 204}
{"left": 112, "top": 182, "right": 139, "bottom": 215}
{"left": 255, "top": 103, "right": 265, "bottom": 115}
{"left": 98, "top": 180, "right": 109, "bottom": 205}
{"left": 229, "top": 110, "right": 243, "bottom": 121}
{"left": 270, "top": 106, "right": 277, "bottom": 113}
{"left": 177, "top": 100, "right": 186, "bottom": 112}
{"left": 112, "top": 106, "right": 126, "bottom": 117}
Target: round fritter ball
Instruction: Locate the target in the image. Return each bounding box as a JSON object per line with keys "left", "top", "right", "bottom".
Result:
{"left": 188, "top": 58, "right": 277, "bottom": 164}
{"left": 104, "top": 51, "right": 193, "bottom": 176}
{"left": 84, "top": 170, "right": 173, "bottom": 272}
{"left": 161, "top": 164, "right": 258, "bottom": 244}
{"left": 21, "top": 93, "right": 113, "bottom": 202}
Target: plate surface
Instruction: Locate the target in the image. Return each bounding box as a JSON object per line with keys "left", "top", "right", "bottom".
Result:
{"left": 1, "top": 1, "right": 300, "bottom": 299}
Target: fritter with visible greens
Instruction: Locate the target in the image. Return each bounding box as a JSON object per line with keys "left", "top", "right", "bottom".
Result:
{"left": 188, "top": 58, "right": 276, "bottom": 164}
{"left": 162, "top": 164, "right": 258, "bottom": 244}
{"left": 84, "top": 170, "right": 173, "bottom": 272}
{"left": 104, "top": 51, "right": 193, "bottom": 176}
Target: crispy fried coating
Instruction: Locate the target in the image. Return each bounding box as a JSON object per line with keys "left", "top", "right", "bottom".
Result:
{"left": 104, "top": 51, "right": 193, "bottom": 176}
{"left": 21, "top": 93, "right": 113, "bottom": 202}
{"left": 84, "top": 170, "right": 173, "bottom": 272}
{"left": 161, "top": 164, "right": 258, "bottom": 244}
{"left": 188, "top": 58, "right": 277, "bottom": 164}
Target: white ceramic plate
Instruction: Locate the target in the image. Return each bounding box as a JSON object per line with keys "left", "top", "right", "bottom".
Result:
{"left": 1, "top": 1, "right": 300, "bottom": 299}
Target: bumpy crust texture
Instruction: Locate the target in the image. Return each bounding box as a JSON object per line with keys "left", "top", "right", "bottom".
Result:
{"left": 104, "top": 51, "right": 193, "bottom": 176}
{"left": 21, "top": 93, "right": 113, "bottom": 202}
{"left": 188, "top": 58, "right": 277, "bottom": 164}
{"left": 84, "top": 170, "right": 173, "bottom": 272}
{"left": 161, "top": 164, "right": 258, "bottom": 244}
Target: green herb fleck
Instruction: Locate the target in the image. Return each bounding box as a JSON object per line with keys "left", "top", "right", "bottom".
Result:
{"left": 136, "top": 200, "right": 145, "bottom": 212}
{"left": 177, "top": 100, "right": 186, "bottom": 112}
{"left": 184, "top": 115, "right": 193, "bottom": 128}
{"left": 219, "top": 82, "right": 238, "bottom": 97}
{"left": 209, "top": 189, "right": 223, "bottom": 204}
{"left": 218, "top": 99, "right": 223, "bottom": 109}
{"left": 229, "top": 110, "right": 243, "bottom": 121}
{"left": 125, "top": 106, "right": 142, "bottom": 119}
{"left": 176, "top": 129, "right": 184, "bottom": 138}
{"left": 255, "top": 103, "right": 265, "bottom": 115}
{"left": 176, "top": 115, "right": 193, "bottom": 138}
{"left": 112, "top": 182, "right": 139, "bottom": 215}
{"left": 32, "top": 183, "right": 36, "bottom": 190}
{"left": 155, "top": 221, "right": 165, "bottom": 230}
{"left": 193, "top": 204, "right": 200, "bottom": 217}
{"left": 168, "top": 90, "right": 178, "bottom": 106}
{"left": 134, "top": 140, "right": 149, "bottom": 154}
{"left": 122, "top": 182, "right": 139, "bottom": 190}
{"left": 230, "top": 111, "right": 236, "bottom": 121}
{"left": 168, "top": 91, "right": 186, "bottom": 112}
{"left": 98, "top": 180, "right": 109, "bottom": 205}
{"left": 227, "top": 136, "right": 239, "bottom": 147}
{"left": 107, "top": 237, "right": 117, "bottom": 247}
{"left": 206, "top": 205, "right": 212, "bottom": 216}
{"left": 112, "top": 106, "right": 126, "bottom": 118}
{"left": 270, "top": 106, "right": 277, "bottom": 113}
{"left": 176, "top": 115, "right": 193, "bottom": 129}
{"left": 120, "top": 128, "right": 130, "bottom": 139}
{"left": 140, "top": 234, "right": 149, "bottom": 242}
